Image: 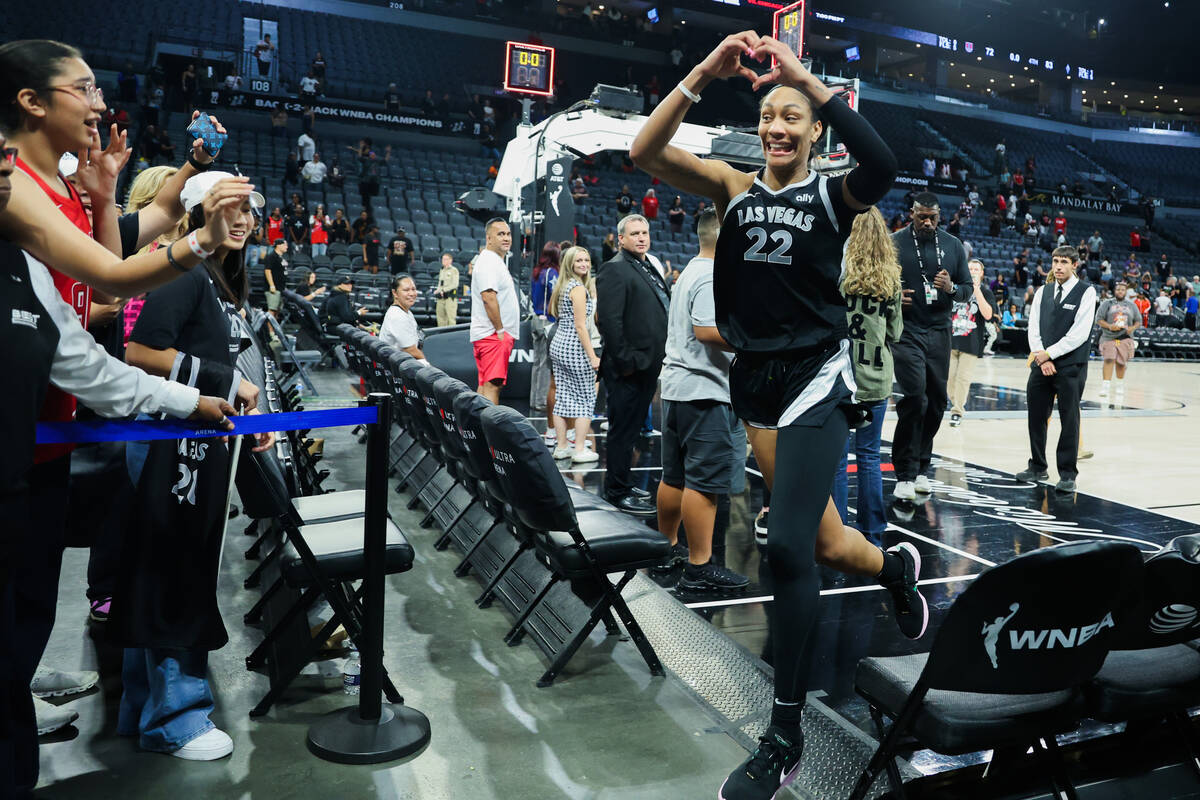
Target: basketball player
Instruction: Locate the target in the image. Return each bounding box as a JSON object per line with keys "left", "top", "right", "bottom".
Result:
{"left": 1095, "top": 280, "right": 1140, "bottom": 401}
{"left": 630, "top": 31, "right": 928, "bottom": 800}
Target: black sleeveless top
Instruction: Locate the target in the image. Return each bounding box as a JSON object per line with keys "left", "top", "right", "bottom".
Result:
{"left": 714, "top": 170, "right": 857, "bottom": 356}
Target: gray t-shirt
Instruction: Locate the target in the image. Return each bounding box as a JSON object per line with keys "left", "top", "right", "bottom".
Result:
{"left": 1096, "top": 298, "right": 1139, "bottom": 342}
{"left": 660, "top": 257, "right": 731, "bottom": 403}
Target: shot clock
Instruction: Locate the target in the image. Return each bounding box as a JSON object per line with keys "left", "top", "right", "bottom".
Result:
{"left": 503, "top": 41, "right": 556, "bottom": 97}
{"left": 771, "top": 0, "right": 806, "bottom": 68}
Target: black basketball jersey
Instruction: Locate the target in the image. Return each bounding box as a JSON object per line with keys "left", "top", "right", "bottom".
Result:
{"left": 714, "top": 170, "right": 855, "bottom": 355}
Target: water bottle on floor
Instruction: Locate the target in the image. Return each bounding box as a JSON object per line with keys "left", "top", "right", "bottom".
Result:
{"left": 342, "top": 651, "right": 361, "bottom": 695}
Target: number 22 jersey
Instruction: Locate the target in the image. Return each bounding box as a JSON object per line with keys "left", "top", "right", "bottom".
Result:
{"left": 714, "top": 170, "right": 857, "bottom": 356}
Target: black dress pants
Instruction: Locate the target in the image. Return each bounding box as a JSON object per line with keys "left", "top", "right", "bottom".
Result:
{"left": 3, "top": 457, "right": 70, "bottom": 797}
{"left": 1026, "top": 361, "right": 1086, "bottom": 479}
{"left": 891, "top": 326, "right": 951, "bottom": 482}
{"left": 602, "top": 366, "right": 659, "bottom": 500}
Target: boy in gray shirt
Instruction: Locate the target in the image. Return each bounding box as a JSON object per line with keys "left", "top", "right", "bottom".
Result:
{"left": 1095, "top": 280, "right": 1140, "bottom": 400}
{"left": 656, "top": 210, "right": 748, "bottom": 595}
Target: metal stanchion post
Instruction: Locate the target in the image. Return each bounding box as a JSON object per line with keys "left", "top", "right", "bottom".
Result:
{"left": 307, "top": 393, "right": 431, "bottom": 764}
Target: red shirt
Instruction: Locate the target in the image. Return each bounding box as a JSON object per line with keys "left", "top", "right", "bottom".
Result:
{"left": 1130, "top": 231, "right": 1141, "bottom": 248}
{"left": 16, "top": 156, "right": 93, "bottom": 463}
{"left": 1053, "top": 216, "right": 1067, "bottom": 235}
{"left": 267, "top": 216, "right": 284, "bottom": 243}
{"left": 642, "top": 196, "right": 659, "bottom": 219}
{"left": 310, "top": 215, "right": 328, "bottom": 244}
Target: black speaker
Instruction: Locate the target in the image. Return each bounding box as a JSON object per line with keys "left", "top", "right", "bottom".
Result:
{"left": 454, "top": 187, "right": 506, "bottom": 223}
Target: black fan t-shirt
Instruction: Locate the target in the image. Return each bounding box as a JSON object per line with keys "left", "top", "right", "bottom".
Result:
{"left": 950, "top": 285, "right": 996, "bottom": 357}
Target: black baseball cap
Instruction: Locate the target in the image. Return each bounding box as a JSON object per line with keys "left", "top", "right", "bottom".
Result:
{"left": 335, "top": 271, "right": 355, "bottom": 285}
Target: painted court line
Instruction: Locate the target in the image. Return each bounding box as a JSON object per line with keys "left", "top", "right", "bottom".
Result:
{"left": 682, "top": 574, "right": 980, "bottom": 609}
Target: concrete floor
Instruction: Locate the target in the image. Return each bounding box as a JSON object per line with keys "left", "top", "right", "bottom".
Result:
{"left": 36, "top": 367, "right": 748, "bottom": 800}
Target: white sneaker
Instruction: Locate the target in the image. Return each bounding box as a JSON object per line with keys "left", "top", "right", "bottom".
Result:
{"left": 31, "top": 666, "right": 99, "bottom": 698}
{"left": 571, "top": 449, "right": 599, "bottom": 463}
{"left": 600, "top": 420, "right": 610, "bottom": 432}
{"left": 914, "top": 475, "right": 932, "bottom": 494}
{"left": 171, "top": 727, "right": 234, "bottom": 761}
{"left": 552, "top": 447, "right": 571, "bottom": 460}
{"left": 893, "top": 481, "right": 917, "bottom": 501}
{"left": 34, "top": 695, "right": 78, "bottom": 735}
{"left": 1099, "top": 380, "right": 1110, "bottom": 398}
{"left": 543, "top": 430, "right": 555, "bottom": 447}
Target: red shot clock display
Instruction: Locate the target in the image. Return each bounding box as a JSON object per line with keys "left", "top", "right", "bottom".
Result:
{"left": 503, "top": 41, "right": 556, "bottom": 97}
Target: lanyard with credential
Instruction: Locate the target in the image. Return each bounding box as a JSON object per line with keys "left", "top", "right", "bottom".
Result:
{"left": 912, "top": 228, "right": 944, "bottom": 304}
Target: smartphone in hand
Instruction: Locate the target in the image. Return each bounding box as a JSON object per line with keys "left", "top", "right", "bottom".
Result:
{"left": 186, "top": 113, "right": 228, "bottom": 157}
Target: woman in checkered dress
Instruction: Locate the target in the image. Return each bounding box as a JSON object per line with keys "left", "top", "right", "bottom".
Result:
{"left": 548, "top": 246, "right": 600, "bottom": 462}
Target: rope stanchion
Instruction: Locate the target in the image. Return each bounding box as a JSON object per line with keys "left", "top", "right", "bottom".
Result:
{"left": 36, "top": 406, "right": 380, "bottom": 444}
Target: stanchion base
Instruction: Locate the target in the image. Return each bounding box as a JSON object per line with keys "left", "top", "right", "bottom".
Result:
{"left": 306, "top": 703, "right": 431, "bottom": 765}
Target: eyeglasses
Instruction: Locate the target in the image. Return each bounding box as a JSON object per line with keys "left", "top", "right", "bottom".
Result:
{"left": 48, "top": 82, "right": 104, "bottom": 105}
{"left": 1, "top": 147, "right": 16, "bottom": 167}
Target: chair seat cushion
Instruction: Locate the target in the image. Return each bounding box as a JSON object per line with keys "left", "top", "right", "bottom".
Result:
{"left": 1086, "top": 644, "right": 1200, "bottom": 720}
{"left": 567, "top": 485, "right": 609, "bottom": 511}
{"left": 544, "top": 508, "right": 668, "bottom": 576}
{"left": 282, "top": 517, "right": 413, "bottom": 586}
{"left": 293, "top": 489, "right": 365, "bottom": 523}
{"left": 856, "top": 653, "right": 1082, "bottom": 755}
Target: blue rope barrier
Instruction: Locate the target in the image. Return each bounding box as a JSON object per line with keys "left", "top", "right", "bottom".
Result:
{"left": 36, "top": 406, "right": 380, "bottom": 444}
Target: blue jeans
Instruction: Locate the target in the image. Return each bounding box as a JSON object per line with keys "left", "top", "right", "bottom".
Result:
{"left": 117, "top": 648, "right": 215, "bottom": 752}
{"left": 832, "top": 399, "right": 889, "bottom": 541}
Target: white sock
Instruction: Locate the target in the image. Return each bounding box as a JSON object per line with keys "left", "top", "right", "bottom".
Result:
{"left": 1101, "top": 379, "right": 1110, "bottom": 392}
{"left": 1115, "top": 379, "right": 1125, "bottom": 392}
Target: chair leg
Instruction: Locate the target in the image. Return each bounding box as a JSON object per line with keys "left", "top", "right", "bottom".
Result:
{"left": 606, "top": 577, "right": 664, "bottom": 678}
{"left": 243, "top": 520, "right": 274, "bottom": 561}
{"left": 243, "top": 576, "right": 285, "bottom": 626}
{"left": 504, "top": 576, "right": 560, "bottom": 646}
{"left": 870, "top": 706, "right": 908, "bottom": 799}
{"left": 476, "top": 541, "right": 531, "bottom": 608}
{"left": 406, "top": 464, "right": 445, "bottom": 510}
{"left": 393, "top": 451, "right": 429, "bottom": 493}
{"left": 246, "top": 585, "right": 322, "bottom": 670}
{"left": 453, "top": 519, "right": 503, "bottom": 578}
{"left": 601, "top": 609, "right": 621, "bottom": 636}
{"left": 848, "top": 697, "right": 922, "bottom": 800}
{"left": 536, "top": 587, "right": 615, "bottom": 689}
{"left": 1170, "top": 710, "right": 1200, "bottom": 780}
{"left": 243, "top": 541, "right": 285, "bottom": 590}
{"left": 1037, "top": 735, "right": 1080, "bottom": 800}
{"left": 434, "top": 497, "right": 476, "bottom": 551}
{"left": 420, "top": 481, "right": 457, "bottom": 528}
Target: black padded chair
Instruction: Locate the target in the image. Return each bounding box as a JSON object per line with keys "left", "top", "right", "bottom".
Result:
{"left": 420, "top": 374, "right": 476, "bottom": 530}
{"left": 480, "top": 404, "right": 669, "bottom": 688}
{"left": 398, "top": 363, "right": 453, "bottom": 512}
{"left": 283, "top": 289, "right": 342, "bottom": 366}
{"left": 408, "top": 365, "right": 460, "bottom": 518}
{"left": 1084, "top": 533, "right": 1200, "bottom": 776}
{"left": 388, "top": 355, "right": 436, "bottom": 494}
{"left": 236, "top": 450, "right": 414, "bottom": 717}
{"left": 849, "top": 540, "right": 1144, "bottom": 800}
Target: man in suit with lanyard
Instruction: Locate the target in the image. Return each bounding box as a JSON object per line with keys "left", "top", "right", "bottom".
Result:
{"left": 1017, "top": 246, "right": 1097, "bottom": 493}
{"left": 891, "top": 193, "right": 972, "bottom": 502}
{"left": 596, "top": 214, "right": 669, "bottom": 516}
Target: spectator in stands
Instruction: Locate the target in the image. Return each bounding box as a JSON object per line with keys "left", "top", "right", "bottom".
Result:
{"left": 888, "top": 212, "right": 905, "bottom": 232}
{"left": 601, "top": 231, "right": 617, "bottom": 262}
{"left": 892, "top": 192, "right": 972, "bottom": 502}
{"left": 254, "top": 33, "right": 275, "bottom": 77}
{"left": 570, "top": 175, "right": 588, "bottom": 205}
{"left": 667, "top": 195, "right": 686, "bottom": 233}
{"left": 967, "top": 184, "right": 981, "bottom": 207}
{"left": 1053, "top": 211, "right": 1067, "bottom": 238}
{"left": 221, "top": 67, "right": 242, "bottom": 104}
{"left": 264, "top": 206, "right": 284, "bottom": 246}
{"left": 1153, "top": 288, "right": 1173, "bottom": 324}
{"left": 548, "top": 246, "right": 601, "bottom": 463}
{"left": 990, "top": 272, "right": 1009, "bottom": 307}
{"left": 1132, "top": 288, "right": 1151, "bottom": 327}
{"left": 1129, "top": 227, "right": 1141, "bottom": 252}
{"left": 988, "top": 207, "right": 1003, "bottom": 237}
{"left": 947, "top": 259, "right": 995, "bottom": 428}
{"left": 1096, "top": 281, "right": 1140, "bottom": 400}
{"left": 263, "top": 238, "right": 289, "bottom": 318}
{"left": 691, "top": 200, "right": 708, "bottom": 232}
{"left": 420, "top": 89, "right": 437, "bottom": 115}
{"left": 1141, "top": 272, "right": 1153, "bottom": 297}
{"left": 641, "top": 187, "right": 659, "bottom": 220}
{"left": 1156, "top": 253, "right": 1171, "bottom": 283}
{"left": 299, "top": 71, "right": 319, "bottom": 102}
{"left": 120, "top": 172, "right": 271, "bottom": 764}
{"left": 1169, "top": 276, "right": 1186, "bottom": 309}
{"left": 326, "top": 156, "right": 345, "bottom": 190}
{"left": 301, "top": 152, "right": 326, "bottom": 198}
{"left": 470, "top": 218, "right": 520, "bottom": 404}
{"left": 531, "top": 241, "right": 561, "bottom": 318}
{"left": 1088, "top": 230, "right": 1103, "bottom": 261}
{"left": 947, "top": 212, "right": 961, "bottom": 237}
{"left": 309, "top": 204, "right": 330, "bottom": 257}
{"left": 388, "top": 228, "right": 415, "bottom": 272}
{"left": 994, "top": 139, "right": 1006, "bottom": 172}
{"left": 311, "top": 51, "right": 326, "bottom": 82}
{"left": 351, "top": 209, "right": 372, "bottom": 243}
{"left": 596, "top": 214, "right": 665, "bottom": 516}
{"left": 380, "top": 274, "right": 426, "bottom": 360}
{"left": 1124, "top": 253, "right": 1141, "bottom": 283}
{"left": 615, "top": 184, "right": 634, "bottom": 218}
{"left": 1076, "top": 239, "right": 1089, "bottom": 265}
{"left": 322, "top": 272, "right": 368, "bottom": 331}
{"left": 383, "top": 83, "right": 401, "bottom": 112}
{"left": 1006, "top": 192, "right": 1017, "bottom": 226}
{"left": 118, "top": 61, "right": 138, "bottom": 102}
{"left": 921, "top": 156, "right": 935, "bottom": 177}
{"left": 361, "top": 224, "right": 382, "bottom": 274}
{"left": 295, "top": 268, "right": 327, "bottom": 302}
{"left": 1100, "top": 258, "right": 1113, "bottom": 286}
{"left": 326, "top": 208, "right": 349, "bottom": 244}
{"left": 297, "top": 130, "right": 316, "bottom": 163}
{"left": 152, "top": 127, "right": 175, "bottom": 165}
{"left": 483, "top": 97, "right": 496, "bottom": 123}
{"left": 285, "top": 202, "right": 307, "bottom": 249}
{"left": 180, "top": 63, "right": 199, "bottom": 112}
{"left": 269, "top": 106, "right": 287, "bottom": 138}
{"left": 350, "top": 137, "right": 380, "bottom": 211}
{"left": 1186, "top": 287, "right": 1198, "bottom": 331}
{"left": 434, "top": 253, "right": 460, "bottom": 327}
{"left": 1002, "top": 303, "right": 1021, "bottom": 326}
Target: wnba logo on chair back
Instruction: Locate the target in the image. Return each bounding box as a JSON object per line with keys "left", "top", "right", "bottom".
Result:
{"left": 981, "top": 602, "right": 1116, "bottom": 670}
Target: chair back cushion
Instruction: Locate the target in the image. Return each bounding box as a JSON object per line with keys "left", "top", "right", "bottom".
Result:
{"left": 412, "top": 365, "right": 450, "bottom": 448}
{"left": 480, "top": 405, "right": 577, "bottom": 532}
{"left": 1114, "top": 533, "right": 1200, "bottom": 649}
{"left": 452, "top": 391, "right": 497, "bottom": 483}
{"left": 431, "top": 375, "right": 473, "bottom": 466}
{"left": 236, "top": 448, "right": 299, "bottom": 524}
{"left": 923, "top": 540, "right": 1143, "bottom": 694}
{"left": 396, "top": 359, "right": 434, "bottom": 437}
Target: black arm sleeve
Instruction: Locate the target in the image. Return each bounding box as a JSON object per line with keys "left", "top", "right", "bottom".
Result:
{"left": 818, "top": 95, "right": 898, "bottom": 207}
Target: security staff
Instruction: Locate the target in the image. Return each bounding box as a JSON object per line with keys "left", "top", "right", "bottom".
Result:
{"left": 890, "top": 192, "right": 972, "bottom": 501}
{"left": 434, "top": 252, "right": 460, "bottom": 327}
{"left": 1017, "top": 246, "right": 1097, "bottom": 493}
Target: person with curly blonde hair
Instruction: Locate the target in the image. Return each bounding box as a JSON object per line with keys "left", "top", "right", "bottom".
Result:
{"left": 832, "top": 207, "right": 902, "bottom": 541}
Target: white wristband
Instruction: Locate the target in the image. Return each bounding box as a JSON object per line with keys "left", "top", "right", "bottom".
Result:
{"left": 187, "top": 231, "right": 215, "bottom": 259}
{"left": 676, "top": 82, "right": 701, "bottom": 104}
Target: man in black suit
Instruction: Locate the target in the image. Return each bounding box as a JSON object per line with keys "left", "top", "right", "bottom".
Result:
{"left": 596, "top": 214, "right": 668, "bottom": 515}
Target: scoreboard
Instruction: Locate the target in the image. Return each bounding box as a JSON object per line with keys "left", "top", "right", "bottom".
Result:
{"left": 772, "top": 0, "right": 805, "bottom": 68}
{"left": 504, "top": 41, "right": 556, "bottom": 97}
